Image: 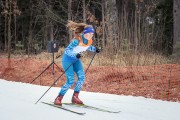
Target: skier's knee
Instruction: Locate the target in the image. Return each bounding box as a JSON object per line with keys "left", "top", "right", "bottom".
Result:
{"left": 67, "top": 76, "right": 74, "bottom": 85}
{"left": 78, "top": 74, "right": 85, "bottom": 81}
{"left": 77, "top": 71, "right": 85, "bottom": 81}
{"left": 67, "top": 80, "right": 74, "bottom": 86}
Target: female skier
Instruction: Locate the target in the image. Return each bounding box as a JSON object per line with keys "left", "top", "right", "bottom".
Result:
{"left": 54, "top": 21, "right": 100, "bottom": 106}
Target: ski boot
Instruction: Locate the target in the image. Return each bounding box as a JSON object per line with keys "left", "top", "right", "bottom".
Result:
{"left": 54, "top": 95, "right": 63, "bottom": 106}
{"left": 72, "top": 92, "right": 83, "bottom": 104}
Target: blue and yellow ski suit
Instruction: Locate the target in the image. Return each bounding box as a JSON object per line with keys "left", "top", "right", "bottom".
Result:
{"left": 59, "top": 34, "right": 96, "bottom": 96}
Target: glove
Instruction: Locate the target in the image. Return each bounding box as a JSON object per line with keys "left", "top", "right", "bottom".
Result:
{"left": 76, "top": 53, "right": 82, "bottom": 59}
{"left": 96, "top": 47, "right": 101, "bottom": 53}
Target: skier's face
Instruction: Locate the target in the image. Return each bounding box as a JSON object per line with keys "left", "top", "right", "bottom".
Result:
{"left": 84, "top": 33, "right": 94, "bottom": 40}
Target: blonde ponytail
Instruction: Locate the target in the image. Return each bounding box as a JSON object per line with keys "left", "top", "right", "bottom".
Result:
{"left": 66, "top": 20, "right": 89, "bottom": 34}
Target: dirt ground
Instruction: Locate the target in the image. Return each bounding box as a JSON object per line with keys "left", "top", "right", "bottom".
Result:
{"left": 0, "top": 57, "right": 180, "bottom": 102}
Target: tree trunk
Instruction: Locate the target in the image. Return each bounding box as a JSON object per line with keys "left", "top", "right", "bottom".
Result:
{"left": 105, "top": 0, "right": 118, "bottom": 53}
{"left": 27, "top": 0, "right": 33, "bottom": 56}
{"left": 49, "top": 1, "right": 54, "bottom": 41}
{"left": 4, "top": 0, "right": 8, "bottom": 52}
{"left": 14, "top": 15, "right": 17, "bottom": 50}
{"left": 49, "top": 22, "right": 54, "bottom": 41}
{"left": 4, "top": 14, "right": 7, "bottom": 52}
{"left": 27, "top": 28, "right": 32, "bottom": 56}
{"left": 173, "top": 0, "right": 180, "bottom": 57}
{"left": 134, "top": 0, "right": 138, "bottom": 53}
{"left": 7, "top": 0, "right": 12, "bottom": 59}
{"left": 68, "top": 0, "right": 72, "bottom": 42}
{"left": 102, "top": 0, "right": 105, "bottom": 49}
{"left": 43, "top": 17, "right": 48, "bottom": 49}
{"left": 83, "top": 0, "right": 86, "bottom": 23}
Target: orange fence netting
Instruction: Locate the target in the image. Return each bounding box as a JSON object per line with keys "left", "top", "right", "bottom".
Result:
{"left": 0, "top": 58, "right": 180, "bottom": 102}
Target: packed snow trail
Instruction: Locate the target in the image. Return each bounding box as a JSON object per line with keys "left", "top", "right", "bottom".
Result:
{"left": 0, "top": 79, "right": 180, "bottom": 120}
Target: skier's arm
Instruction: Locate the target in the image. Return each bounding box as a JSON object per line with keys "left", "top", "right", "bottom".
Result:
{"left": 64, "top": 39, "right": 79, "bottom": 58}
{"left": 87, "top": 45, "right": 96, "bottom": 52}
{"left": 87, "top": 45, "right": 100, "bottom": 53}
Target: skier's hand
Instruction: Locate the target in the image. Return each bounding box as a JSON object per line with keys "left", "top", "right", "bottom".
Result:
{"left": 76, "top": 53, "right": 82, "bottom": 59}
{"left": 96, "top": 47, "right": 101, "bottom": 53}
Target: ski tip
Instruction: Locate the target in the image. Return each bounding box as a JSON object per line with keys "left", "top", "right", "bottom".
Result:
{"left": 111, "top": 111, "right": 121, "bottom": 113}
{"left": 78, "top": 112, "right": 86, "bottom": 115}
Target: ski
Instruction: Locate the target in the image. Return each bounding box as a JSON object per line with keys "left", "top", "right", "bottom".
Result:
{"left": 62, "top": 103, "right": 121, "bottom": 113}
{"left": 41, "top": 102, "right": 86, "bottom": 115}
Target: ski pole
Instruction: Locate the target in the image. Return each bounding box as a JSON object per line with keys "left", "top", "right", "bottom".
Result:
{"left": 35, "top": 60, "right": 77, "bottom": 104}
{"left": 85, "top": 53, "right": 96, "bottom": 74}
{"left": 35, "top": 53, "right": 96, "bottom": 104}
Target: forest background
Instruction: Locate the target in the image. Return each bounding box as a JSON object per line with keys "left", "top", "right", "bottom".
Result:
{"left": 0, "top": 0, "right": 180, "bottom": 66}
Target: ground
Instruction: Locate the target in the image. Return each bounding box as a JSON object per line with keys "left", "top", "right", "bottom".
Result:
{"left": 0, "top": 55, "right": 180, "bottom": 102}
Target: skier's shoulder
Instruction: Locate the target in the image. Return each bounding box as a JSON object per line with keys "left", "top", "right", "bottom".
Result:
{"left": 70, "top": 38, "right": 79, "bottom": 46}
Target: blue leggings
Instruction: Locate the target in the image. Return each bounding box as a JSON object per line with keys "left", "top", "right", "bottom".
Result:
{"left": 59, "top": 60, "right": 85, "bottom": 96}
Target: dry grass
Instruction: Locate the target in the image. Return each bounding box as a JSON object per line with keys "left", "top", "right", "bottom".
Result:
{"left": 0, "top": 47, "right": 178, "bottom": 67}
{"left": 82, "top": 52, "right": 176, "bottom": 67}
{"left": 0, "top": 49, "right": 180, "bottom": 102}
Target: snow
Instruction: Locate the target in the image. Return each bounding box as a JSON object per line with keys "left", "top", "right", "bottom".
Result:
{"left": 0, "top": 79, "right": 180, "bottom": 120}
